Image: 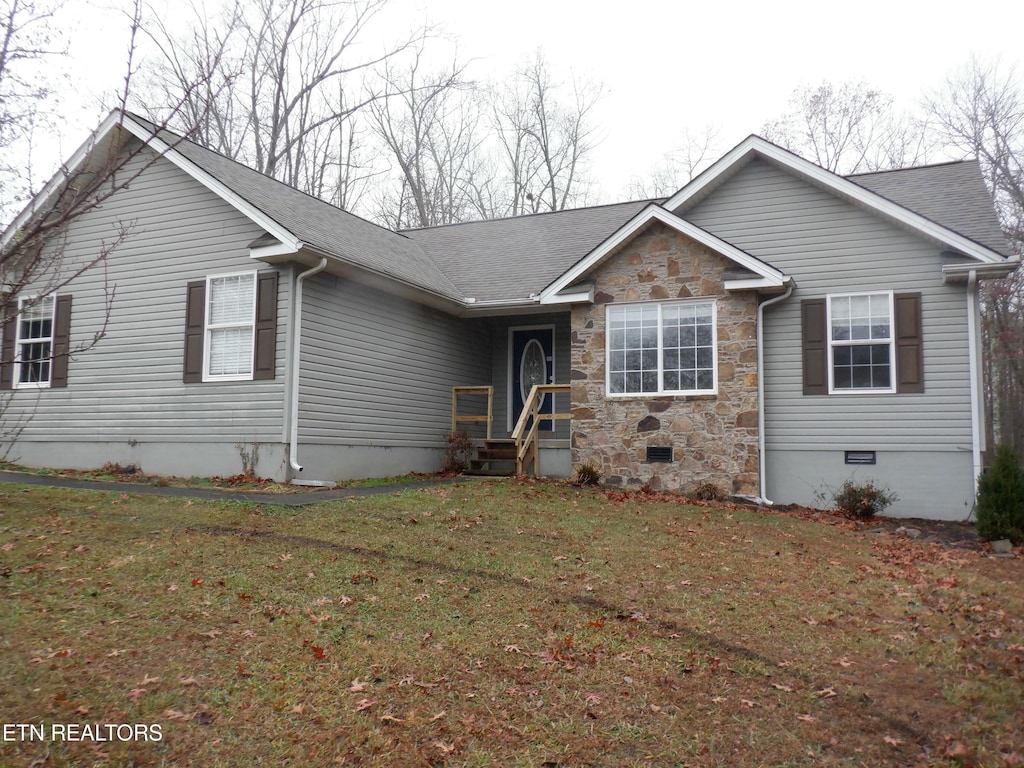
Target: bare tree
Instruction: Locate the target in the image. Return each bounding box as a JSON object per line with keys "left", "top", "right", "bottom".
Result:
{"left": 491, "top": 53, "right": 601, "bottom": 216}
{"left": 762, "top": 81, "right": 929, "bottom": 174}
{"left": 1, "top": 0, "right": 221, "bottom": 448}
{"left": 626, "top": 125, "right": 721, "bottom": 200}
{"left": 0, "top": 0, "right": 69, "bottom": 219}
{"left": 140, "top": 0, "right": 428, "bottom": 211}
{"left": 369, "top": 51, "right": 483, "bottom": 229}
{"left": 925, "top": 57, "right": 1024, "bottom": 458}
{"left": 925, "top": 56, "right": 1024, "bottom": 248}
{"left": 982, "top": 270, "right": 1024, "bottom": 455}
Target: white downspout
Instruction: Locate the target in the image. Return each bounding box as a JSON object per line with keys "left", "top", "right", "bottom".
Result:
{"left": 288, "top": 257, "right": 329, "bottom": 474}
{"left": 756, "top": 283, "right": 794, "bottom": 506}
{"left": 967, "top": 269, "right": 984, "bottom": 500}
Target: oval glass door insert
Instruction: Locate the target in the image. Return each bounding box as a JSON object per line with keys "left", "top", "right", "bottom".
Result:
{"left": 519, "top": 338, "right": 548, "bottom": 406}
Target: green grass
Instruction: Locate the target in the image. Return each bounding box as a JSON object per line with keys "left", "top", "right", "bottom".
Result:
{"left": 1, "top": 479, "right": 1022, "bottom": 766}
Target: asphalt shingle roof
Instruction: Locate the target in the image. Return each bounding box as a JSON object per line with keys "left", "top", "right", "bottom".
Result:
{"left": 848, "top": 160, "right": 1011, "bottom": 257}
{"left": 130, "top": 115, "right": 463, "bottom": 300}
{"left": 401, "top": 201, "right": 655, "bottom": 302}
{"left": 130, "top": 114, "right": 1011, "bottom": 306}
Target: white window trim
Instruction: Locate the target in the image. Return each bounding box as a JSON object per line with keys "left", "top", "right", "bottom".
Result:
{"left": 605, "top": 299, "right": 718, "bottom": 398}
{"left": 826, "top": 290, "right": 896, "bottom": 395}
{"left": 202, "top": 270, "right": 257, "bottom": 382}
{"left": 14, "top": 294, "right": 55, "bottom": 390}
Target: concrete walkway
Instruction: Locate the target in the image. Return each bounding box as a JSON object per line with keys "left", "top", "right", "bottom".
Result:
{"left": 0, "top": 470, "right": 469, "bottom": 506}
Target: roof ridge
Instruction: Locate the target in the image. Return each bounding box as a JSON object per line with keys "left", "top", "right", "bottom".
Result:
{"left": 845, "top": 158, "right": 978, "bottom": 178}
{"left": 398, "top": 197, "right": 665, "bottom": 233}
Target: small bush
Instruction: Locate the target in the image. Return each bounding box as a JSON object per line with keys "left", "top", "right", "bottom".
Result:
{"left": 689, "top": 482, "right": 728, "bottom": 502}
{"left": 976, "top": 444, "right": 1024, "bottom": 544}
{"left": 101, "top": 462, "right": 139, "bottom": 476}
{"left": 572, "top": 461, "right": 601, "bottom": 486}
{"left": 830, "top": 479, "right": 897, "bottom": 519}
{"left": 442, "top": 430, "right": 475, "bottom": 474}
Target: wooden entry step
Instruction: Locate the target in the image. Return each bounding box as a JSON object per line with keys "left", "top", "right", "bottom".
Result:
{"left": 465, "top": 439, "right": 516, "bottom": 476}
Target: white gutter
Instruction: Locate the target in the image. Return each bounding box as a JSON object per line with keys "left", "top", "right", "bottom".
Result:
{"left": 288, "top": 257, "right": 329, "bottom": 474}
{"left": 755, "top": 282, "right": 794, "bottom": 505}
{"left": 967, "top": 269, "right": 984, "bottom": 502}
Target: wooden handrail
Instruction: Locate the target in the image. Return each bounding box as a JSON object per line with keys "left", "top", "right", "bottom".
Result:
{"left": 512, "top": 383, "right": 570, "bottom": 475}
{"left": 451, "top": 386, "right": 493, "bottom": 440}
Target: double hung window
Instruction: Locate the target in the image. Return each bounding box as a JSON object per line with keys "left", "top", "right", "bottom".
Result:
{"left": 15, "top": 296, "right": 55, "bottom": 387}
{"left": 204, "top": 272, "right": 256, "bottom": 380}
{"left": 607, "top": 300, "right": 717, "bottom": 396}
{"left": 801, "top": 291, "right": 923, "bottom": 396}
{"left": 828, "top": 292, "right": 894, "bottom": 392}
{"left": 183, "top": 270, "right": 277, "bottom": 384}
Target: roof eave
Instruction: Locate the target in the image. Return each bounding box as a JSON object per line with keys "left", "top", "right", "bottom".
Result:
{"left": 942, "top": 258, "right": 1020, "bottom": 284}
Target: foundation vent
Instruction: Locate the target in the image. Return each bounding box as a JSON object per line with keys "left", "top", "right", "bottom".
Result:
{"left": 646, "top": 446, "right": 673, "bottom": 463}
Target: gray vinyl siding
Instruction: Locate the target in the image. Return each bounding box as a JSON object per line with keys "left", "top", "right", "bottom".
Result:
{"left": 3, "top": 145, "right": 288, "bottom": 452}
{"left": 682, "top": 158, "right": 975, "bottom": 456}
{"left": 296, "top": 274, "right": 491, "bottom": 448}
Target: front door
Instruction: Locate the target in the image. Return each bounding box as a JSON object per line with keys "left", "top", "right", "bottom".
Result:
{"left": 510, "top": 326, "right": 555, "bottom": 433}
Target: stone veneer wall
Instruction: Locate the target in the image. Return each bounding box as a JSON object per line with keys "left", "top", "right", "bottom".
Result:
{"left": 570, "top": 222, "right": 761, "bottom": 494}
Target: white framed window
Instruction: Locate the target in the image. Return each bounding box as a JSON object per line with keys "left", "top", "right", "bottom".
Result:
{"left": 827, "top": 291, "right": 895, "bottom": 393}
{"left": 203, "top": 271, "right": 256, "bottom": 381}
{"left": 606, "top": 300, "right": 717, "bottom": 396}
{"left": 15, "top": 295, "right": 55, "bottom": 388}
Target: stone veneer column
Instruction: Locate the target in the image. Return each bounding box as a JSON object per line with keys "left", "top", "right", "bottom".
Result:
{"left": 569, "top": 221, "right": 760, "bottom": 494}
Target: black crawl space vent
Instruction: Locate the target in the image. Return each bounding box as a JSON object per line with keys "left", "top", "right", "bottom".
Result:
{"left": 646, "top": 446, "right": 673, "bottom": 463}
{"left": 845, "top": 451, "right": 877, "bottom": 465}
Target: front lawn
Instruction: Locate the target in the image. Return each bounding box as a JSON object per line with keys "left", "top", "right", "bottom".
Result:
{"left": 1, "top": 480, "right": 1021, "bottom": 766}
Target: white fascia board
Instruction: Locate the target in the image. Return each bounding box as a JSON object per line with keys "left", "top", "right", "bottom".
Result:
{"left": 250, "top": 240, "right": 306, "bottom": 260}
{"left": 1, "top": 110, "right": 125, "bottom": 248}
{"left": 539, "top": 286, "right": 595, "bottom": 305}
{"left": 724, "top": 276, "right": 793, "bottom": 292}
{"left": 119, "top": 116, "right": 302, "bottom": 255}
{"left": 665, "top": 136, "right": 1006, "bottom": 265}
{"left": 539, "top": 204, "right": 785, "bottom": 302}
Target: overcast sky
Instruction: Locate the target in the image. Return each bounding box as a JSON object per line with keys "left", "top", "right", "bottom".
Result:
{"left": 49, "top": 0, "right": 1024, "bottom": 202}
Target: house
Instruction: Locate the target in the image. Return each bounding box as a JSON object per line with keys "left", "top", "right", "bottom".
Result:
{"left": 0, "top": 111, "right": 1017, "bottom": 520}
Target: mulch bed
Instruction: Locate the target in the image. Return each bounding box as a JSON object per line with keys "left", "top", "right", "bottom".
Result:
{"left": 767, "top": 502, "right": 989, "bottom": 551}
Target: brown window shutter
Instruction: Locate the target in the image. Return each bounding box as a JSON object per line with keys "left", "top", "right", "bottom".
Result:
{"left": 0, "top": 308, "right": 15, "bottom": 390}
{"left": 183, "top": 280, "right": 206, "bottom": 383}
{"left": 801, "top": 298, "right": 828, "bottom": 395}
{"left": 253, "top": 271, "right": 278, "bottom": 380}
{"left": 50, "top": 295, "right": 73, "bottom": 388}
{"left": 894, "top": 292, "right": 923, "bottom": 393}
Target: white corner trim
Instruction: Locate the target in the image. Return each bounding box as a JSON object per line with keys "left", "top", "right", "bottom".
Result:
{"left": 664, "top": 136, "right": 1008, "bottom": 265}
{"left": 118, "top": 115, "right": 302, "bottom": 254}
{"left": 539, "top": 205, "right": 786, "bottom": 302}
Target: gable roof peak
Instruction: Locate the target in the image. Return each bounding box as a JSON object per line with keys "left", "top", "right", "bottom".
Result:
{"left": 663, "top": 133, "right": 1009, "bottom": 265}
